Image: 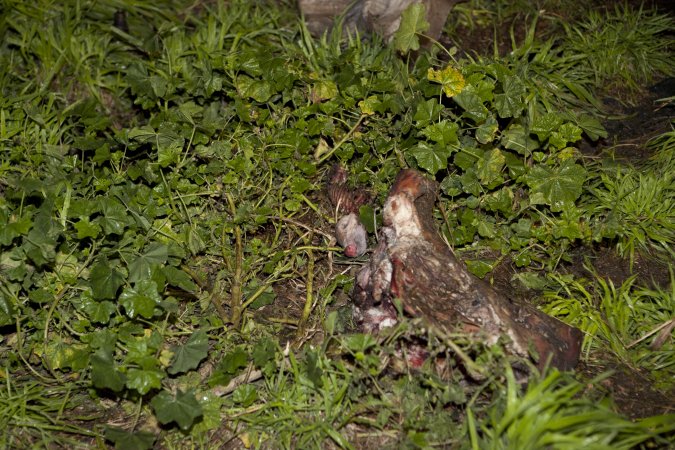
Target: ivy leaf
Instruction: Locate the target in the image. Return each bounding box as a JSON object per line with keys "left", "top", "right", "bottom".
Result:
{"left": 81, "top": 297, "right": 116, "bottom": 324}
{"left": 0, "top": 291, "right": 16, "bottom": 326}
{"left": 150, "top": 389, "right": 203, "bottom": 430}
{"left": 549, "top": 123, "right": 582, "bottom": 150}
{"left": 118, "top": 280, "right": 162, "bottom": 319}
{"left": 453, "top": 89, "right": 489, "bottom": 122}
{"left": 524, "top": 160, "right": 587, "bottom": 212}
{"left": 157, "top": 139, "right": 183, "bottom": 168}
{"left": 252, "top": 338, "right": 277, "bottom": 372}
{"left": 105, "top": 427, "right": 156, "bottom": 450}
{"left": 427, "top": 66, "right": 465, "bottom": 97}
{"left": 409, "top": 142, "right": 451, "bottom": 175}
{"left": 460, "top": 169, "right": 481, "bottom": 196}
{"left": 0, "top": 214, "right": 32, "bottom": 245}
{"left": 98, "top": 198, "right": 130, "bottom": 235}
{"left": 465, "top": 259, "right": 493, "bottom": 278}
{"left": 209, "top": 346, "right": 249, "bottom": 387}
{"left": 44, "top": 339, "right": 90, "bottom": 371}
{"left": 168, "top": 330, "right": 209, "bottom": 375}
{"left": 494, "top": 76, "right": 525, "bottom": 118}
{"left": 413, "top": 98, "right": 443, "bottom": 127}
{"left": 562, "top": 112, "right": 607, "bottom": 141}
{"left": 91, "top": 348, "right": 126, "bottom": 392}
{"left": 475, "top": 116, "right": 499, "bottom": 144}
{"left": 236, "top": 75, "right": 274, "bottom": 103}
{"left": 128, "top": 243, "right": 168, "bottom": 283}
{"left": 419, "top": 120, "right": 459, "bottom": 147}
{"left": 232, "top": 385, "right": 258, "bottom": 407}
{"left": 24, "top": 225, "right": 57, "bottom": 266}
{"left": 358, "top": 95, "right": 382, "bottom": 115}
{"left": 74, "top": 217, "right": 102, "bottom": 239}
{"left": 126, "top": 368, "right": 164, "bottom": 395}
{"left": 476, "top": 148, "right": 506, "bottom": 187}
{"left": 393, "top": 3, "right": 429, "bottom": 53}
{"left": 500, "top": 124, "right": 538, "bottom": 156}
{"left": 531, "top": 113, "right": 563, "bottom": 142}
{"left": 311, "top": 80, "right": 338, "bottom": 103}
{"left": 89, "top": 258, "right": 125, "bottom": 301}
{"left": 162, "top": 266, "right": 198, "bottom": 293}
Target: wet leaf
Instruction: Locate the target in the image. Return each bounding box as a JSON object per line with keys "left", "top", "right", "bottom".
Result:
{"left": 427, "top": 66, "right": 465, "bottom": 97}
{"left": 150, "top": 389, "right": 203, "bottom": 430}
{"left": 524, "top": 160, "right": 587, "bottom": 212}
{"left": 393, "top": 3, "right": 429, "bottom": 52}
{"left": 119, "top": 280, "right": 162, "bottom": 319}
{"left": 168, "top": 330, "right": 209, "bottom": 375}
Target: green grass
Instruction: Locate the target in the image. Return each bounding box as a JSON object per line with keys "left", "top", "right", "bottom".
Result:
{"left": 561, "top": 3, "right": 674, "bottom": 99}
{"left": 542, "top": 271, "right": 675, "bottom": 385}
{"left": 0, "top": 0, "right": 673, "bottom": 448}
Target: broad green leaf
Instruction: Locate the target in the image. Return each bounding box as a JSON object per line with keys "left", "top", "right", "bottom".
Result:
{"left": 342, "top": 334, "right": 377, "bottom": 353}
{"left": 157, "top": 139, "right": 183, "bottom": 167}
{"left": 413, "top": 98, "right": 443, "bottom": 127}
{"left": 150, "top": 390, "right": 203, "bottom": 430}
{"left": 427, "top": 66, "right": 465, "bottom": 97}
{"left": 476, "top": 116, "right": 499, "bottom": 144}
{"left": 494, "top": 76, "right": 525, "bottom": 118}
{"left": 128, "top": 243, "right": 168, "bottom": 283}
{"left": 126, "top": 368, "right": 164, "bottom": 395}
{"left": 232, "top": 385, "right": 258, "bottom": 407}
{"left": 393, "top": 3, "right": 429, "bottom": 53}
{"left": 500, "top": 124, "right": 538, "bottom": 156}
{"left": 252, "top": 338, "right": 277, "bottom": 371}
{"left": 80, "top": 295, "right": 116, "bottom": 324}
{"left": 28, "top": 287, "right": 52, "bottom": 304}
{"left": 454, "top": 148, "right": 482, "bottom": 171}
{"left": 420, "top": 120, "right": 459, "bottom": 147}
{"left": 128, "top": 125, "right": 156, "bottom": 142}
{"left": 89, "top": 258, "right": 125, "bottom": 300}
{"left": 24, "top": 225, "right": 57, "bottom": 266}
{"left": 409, "top": 142, "right": 451, "bottom": 175}
{"left": 440, "top": 174, "right": 462, "bottom": 196}
{"left": 98, "top": 198, "right": 130, "bottom": 235}
{"left": 74, "top": 217, "right": 101, "bottom": 239}
{"left": 105, "top": 427, "right": 156, "bottom": 450}
{"left": 162, "top": 266, "right": 198, "bottom": 293}
{"left": 531, "top": 113, "right": 563, "bottom": 142}
{"left": 476, "top": 148, "right": 506, "bottom": 186}
{"left": 0, "top": 291, "right": 16, "bottom": 326}
{"left": 209, "top": 346, "right": 249, "bottom": 387}
{"left": 549, "top": 123, "right": 582, "bottom": 150}
{"left": 358, "top": 95, "right": 382, "bottom": 115}
{"left": 359, "top": 204, "right": 378, "bottom": 234}
{"left": 563, "top": 113, "right": 607, "bottom": 141}
{"left": 118, "top": 280, "right": 162, "bottom": 319}
{"left": 484, "top": 188, "right": 514, "bottom": 214}
{"left": 236, "top": 75, "right": 274, "bottom": 102}
{"left": 477, "top": 220, "right": 497, "bottom": 238}
{"left": 168, "top": 330, "right": 209, "bottom": 375}
{"left": 453, "top": 89, "right": 489, "bottom": 122}
{"left": 0, "top": 214, "right": 32, "bottom": 245}
{"left": 460, "top": 170, "right": 481, "bottom": 196}
{"left": 91, "top": 348, "right": 125, "bottom": 392}
{"left": 312, "top": 80, "right": 338, "bottom": 102}
{"left": 465, "top": 259, "right": 493, "bottom": 278}
{"left": 44, "top": 339, "right": 90, "bottom": 371}
{"left": 524, "top": 160, "right": 587, "bottom": 212}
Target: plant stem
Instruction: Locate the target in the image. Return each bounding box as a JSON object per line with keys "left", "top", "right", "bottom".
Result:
{"left": 297, "top": 235, "right": 315, "bottom": 337}
{"left": 226, "top": 193, "right": 244, "bottom": 328}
